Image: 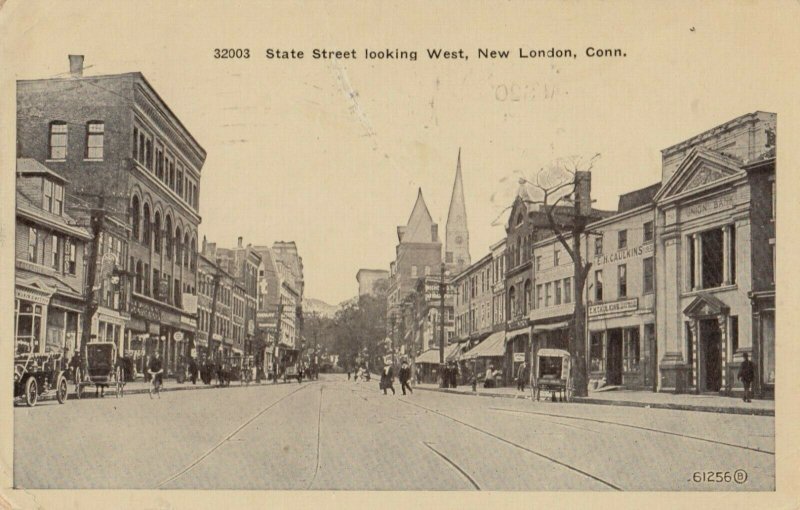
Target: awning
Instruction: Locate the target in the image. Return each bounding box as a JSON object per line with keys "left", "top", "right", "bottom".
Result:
{"left": 415, "top": 344, "right": 460, "bottom": 364}
{"left": 462, "top": 331, "right": 506, "bottom": 360}
{"left": 505, "top": 326, "right": 531, "bottom": 343}
{"left": 533, "top": 321, "right": 569, "bottom": 332}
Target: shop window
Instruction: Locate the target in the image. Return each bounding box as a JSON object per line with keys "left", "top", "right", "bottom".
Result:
{"left": 618, "top": 264, "right": 627, "bottom": 298}
{"left": 49, "top": 121, "right": 68, "bottom": 160}
{"left": 618, "top": 229, "right": 628, "bottom": 250}
{"left": 85, "top": 121, "right": 104, "bottom": 160}
{"left": 643, "top": 221, "right": 654, "bottom": 243}
{"left": 623, "top": 327, "right": 640, "bottom": 372}
{"left": 594, "top": 270, "right": 603, "bottom": 302}
{"left": 16, "top": 302, "right": 43, "bottom": 354}
{"left": 590, "top": 332, "right": 604, "bottom": 372}
{"left": 643, "top": 257, "right": 654, "bottom": 293}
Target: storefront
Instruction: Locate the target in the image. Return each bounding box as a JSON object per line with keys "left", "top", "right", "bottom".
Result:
{"left": 588, "top": 298, "right": 655, "bottom": 390}
{"left": 461, "top": 330, "right": 506, "bottom": 386}
{"left": 505, "top": 319, "right": 531, "bottom": 386}
{"left": 15, "top": 277, "right": 84, "bottom": 358}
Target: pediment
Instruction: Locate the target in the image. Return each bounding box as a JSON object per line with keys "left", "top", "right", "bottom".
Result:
{"left": 683, "top": 292, "right": 730, "bottom": 318}
{"left": 655, "top": 148, "right": 744, "bottom": 203}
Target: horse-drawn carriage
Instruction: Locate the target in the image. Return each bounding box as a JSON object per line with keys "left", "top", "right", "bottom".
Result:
{"left": 14, "top": 346, "right": 69, "bottom": 407}
{"left": 75, "top": 342, "right": 125, "bottom": 399}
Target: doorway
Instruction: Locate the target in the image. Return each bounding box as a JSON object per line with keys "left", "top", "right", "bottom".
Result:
{"left": 606, "top": 328, "right": 623, "bottom": 385}
{"left": 700, "top": 319, "right": 722, "bottom": 392}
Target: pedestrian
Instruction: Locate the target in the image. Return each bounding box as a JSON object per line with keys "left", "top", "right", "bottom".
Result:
{"left": 380, "top": 361, "right": 395, "bottom": 395}
{"left": 516, "top": 361, "right": 529, "bottom": 392}
{"left": 484, "top": 365, "right": 495, "bottom": 388}
{"left": 450, "top": 362, "right": 459, "bottom": 388}
{"left": 188, "top": 357, "right": 198, "bottom": 385}
{"left": 738, "top": 352, "right": 755, "bottom": 403}
{"left": 347, "top": 369, "right": 351, "bottom": 380}
{"left": 399, "top": 360, "right": 413, "bottom": 395}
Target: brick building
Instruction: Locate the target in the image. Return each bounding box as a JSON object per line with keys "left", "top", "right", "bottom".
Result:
{"left": 17, "top": 55, "right": 206, "bottom": 373}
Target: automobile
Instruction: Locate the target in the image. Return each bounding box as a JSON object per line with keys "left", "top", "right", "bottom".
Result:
{"left": 14, "top": 346, "right": 69, "bottom": 407}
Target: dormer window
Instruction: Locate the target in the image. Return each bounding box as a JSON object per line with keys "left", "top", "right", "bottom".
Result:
{"left": 49, "top": 121, "right": 68, "bottom": 160}
{"left": 43, "top": 180, "right": 64, "bottom": 215}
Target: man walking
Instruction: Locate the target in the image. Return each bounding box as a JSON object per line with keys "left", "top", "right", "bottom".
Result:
{"left": 380, "top": 361, "right": 395, "bottom": 395}
{"left": 516, "top": 361, "right": 529, "bottom": 392}
{"left": 399, "top": 360, "right": 413, "bottom": 395}
{"left": 738, "top": 352, "right": 755, "bottom": 403}
{"left": 188, "top": 357, "right": 198, "bottom": 385}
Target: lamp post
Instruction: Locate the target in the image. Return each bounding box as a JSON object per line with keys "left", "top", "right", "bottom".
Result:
{"left": 439, "top": 262, "right": 447, "bottom": 387}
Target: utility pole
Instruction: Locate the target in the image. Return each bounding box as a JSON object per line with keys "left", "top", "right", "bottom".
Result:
{"left": 439, "top": 262, "right": 446, "bottom": 387}
{"left": 81, "top": 196, "right": 105, "bottom": 355}
{"left": 208, "top": 272, "right": 221, "bottom": 361}
{"left": 272, "top": 302, "right": 283, "bottom": 383}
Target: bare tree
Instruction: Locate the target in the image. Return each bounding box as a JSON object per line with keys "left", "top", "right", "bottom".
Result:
{"left": 511, "top": 154, "right": 601, "bottom": 397}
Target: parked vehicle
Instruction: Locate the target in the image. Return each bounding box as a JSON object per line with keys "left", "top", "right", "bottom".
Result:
{"left": 14, "top": 348, "right": 69, "bottom": 407}
{"left": 281, "top": 349, "right": 302, "bottom": 383}
{"left": 532, "top": 348, "right": 572, "bottom": 402}
{"left": 76, "top": 342, "right": 125, "bottom": 399}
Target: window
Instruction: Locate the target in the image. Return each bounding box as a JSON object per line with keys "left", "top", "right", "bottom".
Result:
{"left": 535, "top": 255, "right": 541, "bottom": 271}
{"left": 131, "top": 197, "right": 141, "bottom": 241}
{"left": 643, "top": 221, "right": 654, "bottom": 243}
{"left": 618, "top": 229, "right": 628, "bottom": 250}
{"left": 590, "top": 332, "right": 604, "bottom": 372}
{"left": 145, "top": 138, "right": 153, "bottom": 170}
{"left": 594, "top": 235, "right": 603, "bottom": 256}
{"left": 153, "top": 212, "right": 161, "bottom": 254}
{"left": 27, "top": 227, "right": 38, "bottom": 263}
{"left": 51, "top": 235, "right": 60, "bottom": 269}
{"left": 64, "top": 238, "right": 76, "bottom": 274}
{"left": 563, "top": 277, "right": 571, "bottom": 303}
{"left": 155, "top": 143, "right": 164, "bottom": 180}
{"left": 769, "top": 240, "right": 775, "bottom": 284}
{"left": 536, "top": 285, "right": 543, "bottom": 309}
{"left": 594, "top": 270, "right": 603, "bottom": 301}
{"left": 701, "top": 229, "right": 723, "bottom": 288}
{"left": 730, "top": 316, "right": 739, "bottom": 353}
{"left": 553, "top": 249, "right": 560, "bottom": 267}
{"left": 623, "top": 327, "right": 640, "bottom": 372}
{"left": 618, "top": 264, "right": 627, "bottom": 298}
{"left": 771, "top": 179, "right": 776, "bottom": 220}
{"left": 49, "top": 122, "right": 68, "bottom": 159}
{"left": 424, "top": 265, "right": 431, "bottom": 276}
{"left": 509, "top": 287, "right": 516, "bottom": 317}
{"left": 53, "top": 183, "right": 63, "bottom": 215}
{"left": 555, "top": 280, "right": 562, "bottom": 305}
{"left": 177, "top": 165, "right": 184, "bottom": 195}
{"left": 643, "top": 257, "right": 654, "bottom": 293}
{"left": 15, "top": 302, "right": 43, "bottom": 353}
{"left": 142, "top": 203, "right": 151, "bottom": 246}
{"left": 524, "top": 280, "right": 532, "bottom": 313}
{"left": 164, "top": 216, "right": 173, "bottom": 260}
{"left": 42, "top": 180, "right": 64, "bottom": 215}
{"left": 545, "top": 282, "right": 552, "bottom": 307}
{"left": 85, "top": 121, "right": 104, "bottom": 159}
{"left": 133, "top": 127, "right": 139, "bottom": 160}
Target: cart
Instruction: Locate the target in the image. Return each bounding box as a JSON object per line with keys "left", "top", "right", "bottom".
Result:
{"left": 76, "top": 342, "right": 125, "bottom": 399}
{"left": 13, "top": 347, "right": 69, "bottom": 407}
{"left": 239, "top": 355, "right": 255, "bottom": 385}
{"left": 281, "top": 349, "right": 302, "bottom": 383}
{"left": 532, "top": 348, "right": 572, "bottom": 402}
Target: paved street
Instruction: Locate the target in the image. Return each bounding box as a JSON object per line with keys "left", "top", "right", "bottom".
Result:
{"left": 14, "top": 375, "right": 774, "bottom": 491}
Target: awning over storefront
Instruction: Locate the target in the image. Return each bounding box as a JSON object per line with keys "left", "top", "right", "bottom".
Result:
{"left": 415, "top": 343, "right": 460, "bottom": 364}
{"left": 533, "top": 321, "right": 569, "bottom": 332}
{"left": 462, "top": 331, "right": 506, "bottom": 360}
{"left": 505, "top": 326, "right": 531, "bottom": 344}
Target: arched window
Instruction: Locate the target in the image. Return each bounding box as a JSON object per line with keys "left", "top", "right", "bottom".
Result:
{"left": 524, "top": 279, "right": 532, "bottom": 314}
{"left": 516, "top": 238, "right": 522, "bottom": 267}
{"left": 175, "top": 226, "right": 182, "bottom": 263}
{"left": 183, "top": 233, "right": 190, "bottom": 267}
{"left": 142, "top": 203, "right": 151, "bottom": 246}
{"left": 191, "top": 237, "right": 197, "bottom": 271}
{"left": 130, "top": 196, "right": 141, "bottom": 241}
{"left": 153, "top": 212, "right": 162, "bottom": 254}
{"left": 164, "top": 215, "right": 173, "bottom": 260}
{"left": 509, "top": 286, "right": 517, "bottom": 318}
{"left": 144, "top": 263, "right": 150, "bottom": 295}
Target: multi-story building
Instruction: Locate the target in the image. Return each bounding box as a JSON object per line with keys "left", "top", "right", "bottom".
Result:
{"left": 356, "top": 269, "right": 390, "bottom": 297}
{"left": 197, "top": 250, "right": 235, "bottom": 360}
{"left": 14, "top": 159, "right": 91, "bottom": 356}
{"left": 17, "top": 55, "right": 206, "bottom": 373}
{"left": 654, "top": 111, "right": 776, "bottom": 395}
{"left": 212, "top": 237, "right": 261, "bottom": 357}
{"left": 453, "top": 254, "right": 493, "bottom": 347}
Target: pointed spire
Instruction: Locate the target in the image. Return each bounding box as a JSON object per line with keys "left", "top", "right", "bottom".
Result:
{"left": 401, "top": 187, "right": 436, "bottom": 243}
{"left": 446, "top": 148, "right": 467, "bottom": 227}
{"left": 446, "top": 148, "right": 470, "bottom": 269}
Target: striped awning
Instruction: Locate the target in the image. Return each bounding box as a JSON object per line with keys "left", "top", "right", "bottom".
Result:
{"left": 462, "top": 331, "right": 506, "bottom": 360}
{"left": 415, "top": 344, "right": 460, "bottom": 364}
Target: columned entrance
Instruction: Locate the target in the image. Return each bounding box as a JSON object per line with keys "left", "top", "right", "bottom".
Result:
{"left": 699, "top": 319, "right": 722, "bottom": 392}
{"left": 684, "top": 292, "right": 730, "bottom": 394}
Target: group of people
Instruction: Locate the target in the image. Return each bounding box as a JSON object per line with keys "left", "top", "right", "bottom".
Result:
{"left": 378, "top": 360, "right": 414, "bottom": 396}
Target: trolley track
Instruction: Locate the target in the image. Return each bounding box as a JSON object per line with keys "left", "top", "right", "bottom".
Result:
{"left": 398, "top": 397, "right": 623, "bottom": 491}
{"left": 157, "top": 382, "right": 314, "bottom": 488}
{"left": 489, "top": 406, "right": 775, "bottom": 455}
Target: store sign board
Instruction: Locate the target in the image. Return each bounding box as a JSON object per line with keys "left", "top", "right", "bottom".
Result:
{"left": 180, "top": 315, "right": 197, "bottom": 327}
{"left": 593, "top": 243, "right": 654, "bottom": 267}
{"left": 173, "top": 331, "right": 184, "bottom": 342}
{"left": 16, "top": 288, "right": 52, "bottom": 305}
{"left": 182, "top": 294, "right": 198, "bottom": 314}
{"left": 513, "top": 352, "right": 526, "bottom": 362}
{"left": 588, "top": 298, "right": 639, "bottom": 317}
{"left": 131, "top": 299, "right": 161, "bottom": 322}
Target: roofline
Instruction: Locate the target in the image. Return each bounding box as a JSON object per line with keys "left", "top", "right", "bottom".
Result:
{"left": 661, "top": 111, "right": 775, "bottom": 156}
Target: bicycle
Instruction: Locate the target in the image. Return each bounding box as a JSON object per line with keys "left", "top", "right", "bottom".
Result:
{"left": 149, "top": 370, "right": 163, "bottom": 399}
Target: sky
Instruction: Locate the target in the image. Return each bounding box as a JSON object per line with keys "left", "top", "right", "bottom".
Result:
{"left": 1, "top": 1, "right": 794, "bottom": 305}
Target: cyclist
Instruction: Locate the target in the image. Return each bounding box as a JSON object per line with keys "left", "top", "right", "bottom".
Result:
{"left": 148, "top": 351, "right": 164, "bottom": 399}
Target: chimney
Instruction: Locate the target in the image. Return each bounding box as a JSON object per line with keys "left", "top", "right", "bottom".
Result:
{"left": 68, "top": 55, "right": 84, "bottom": 77}
{"left": 238, "top": 236, "right": 243, "bottom": 248}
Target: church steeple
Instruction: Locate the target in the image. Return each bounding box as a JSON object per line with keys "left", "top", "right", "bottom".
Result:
{"left": 445, "top": 148, "right": 470, "bottom": 271}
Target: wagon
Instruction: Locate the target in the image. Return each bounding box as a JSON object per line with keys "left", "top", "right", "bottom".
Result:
{"left": 75, "top": 342, "right": 125, "bottom": 399}
{"left": 13, "top": 348, "right": 69, "bottom": 407}
{"left": 532, "top": 348, "right": 572, "bottom": 402}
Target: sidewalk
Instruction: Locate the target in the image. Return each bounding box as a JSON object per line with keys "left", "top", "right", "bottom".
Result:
{"left": 414, "top": 383, "right": 775, "bottom": 416}
{"left": 37, "top": 378, "right": 286, "bottom": 402}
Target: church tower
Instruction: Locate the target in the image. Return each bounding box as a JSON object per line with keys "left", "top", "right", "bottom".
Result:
{"left": 445, "top": 149, "right": 471, "bottom": 273}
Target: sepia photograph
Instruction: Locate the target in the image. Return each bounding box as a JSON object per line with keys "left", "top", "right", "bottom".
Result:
{"left": 0, "top": 1, "right": 798, "bottom": 508}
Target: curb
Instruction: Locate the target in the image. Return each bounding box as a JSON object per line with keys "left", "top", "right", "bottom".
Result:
{"left": 416, "top": 386, "right": 775, "bottom": 416}
{"left": 34, "top": 380, "right": 288, "bottom": 403}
